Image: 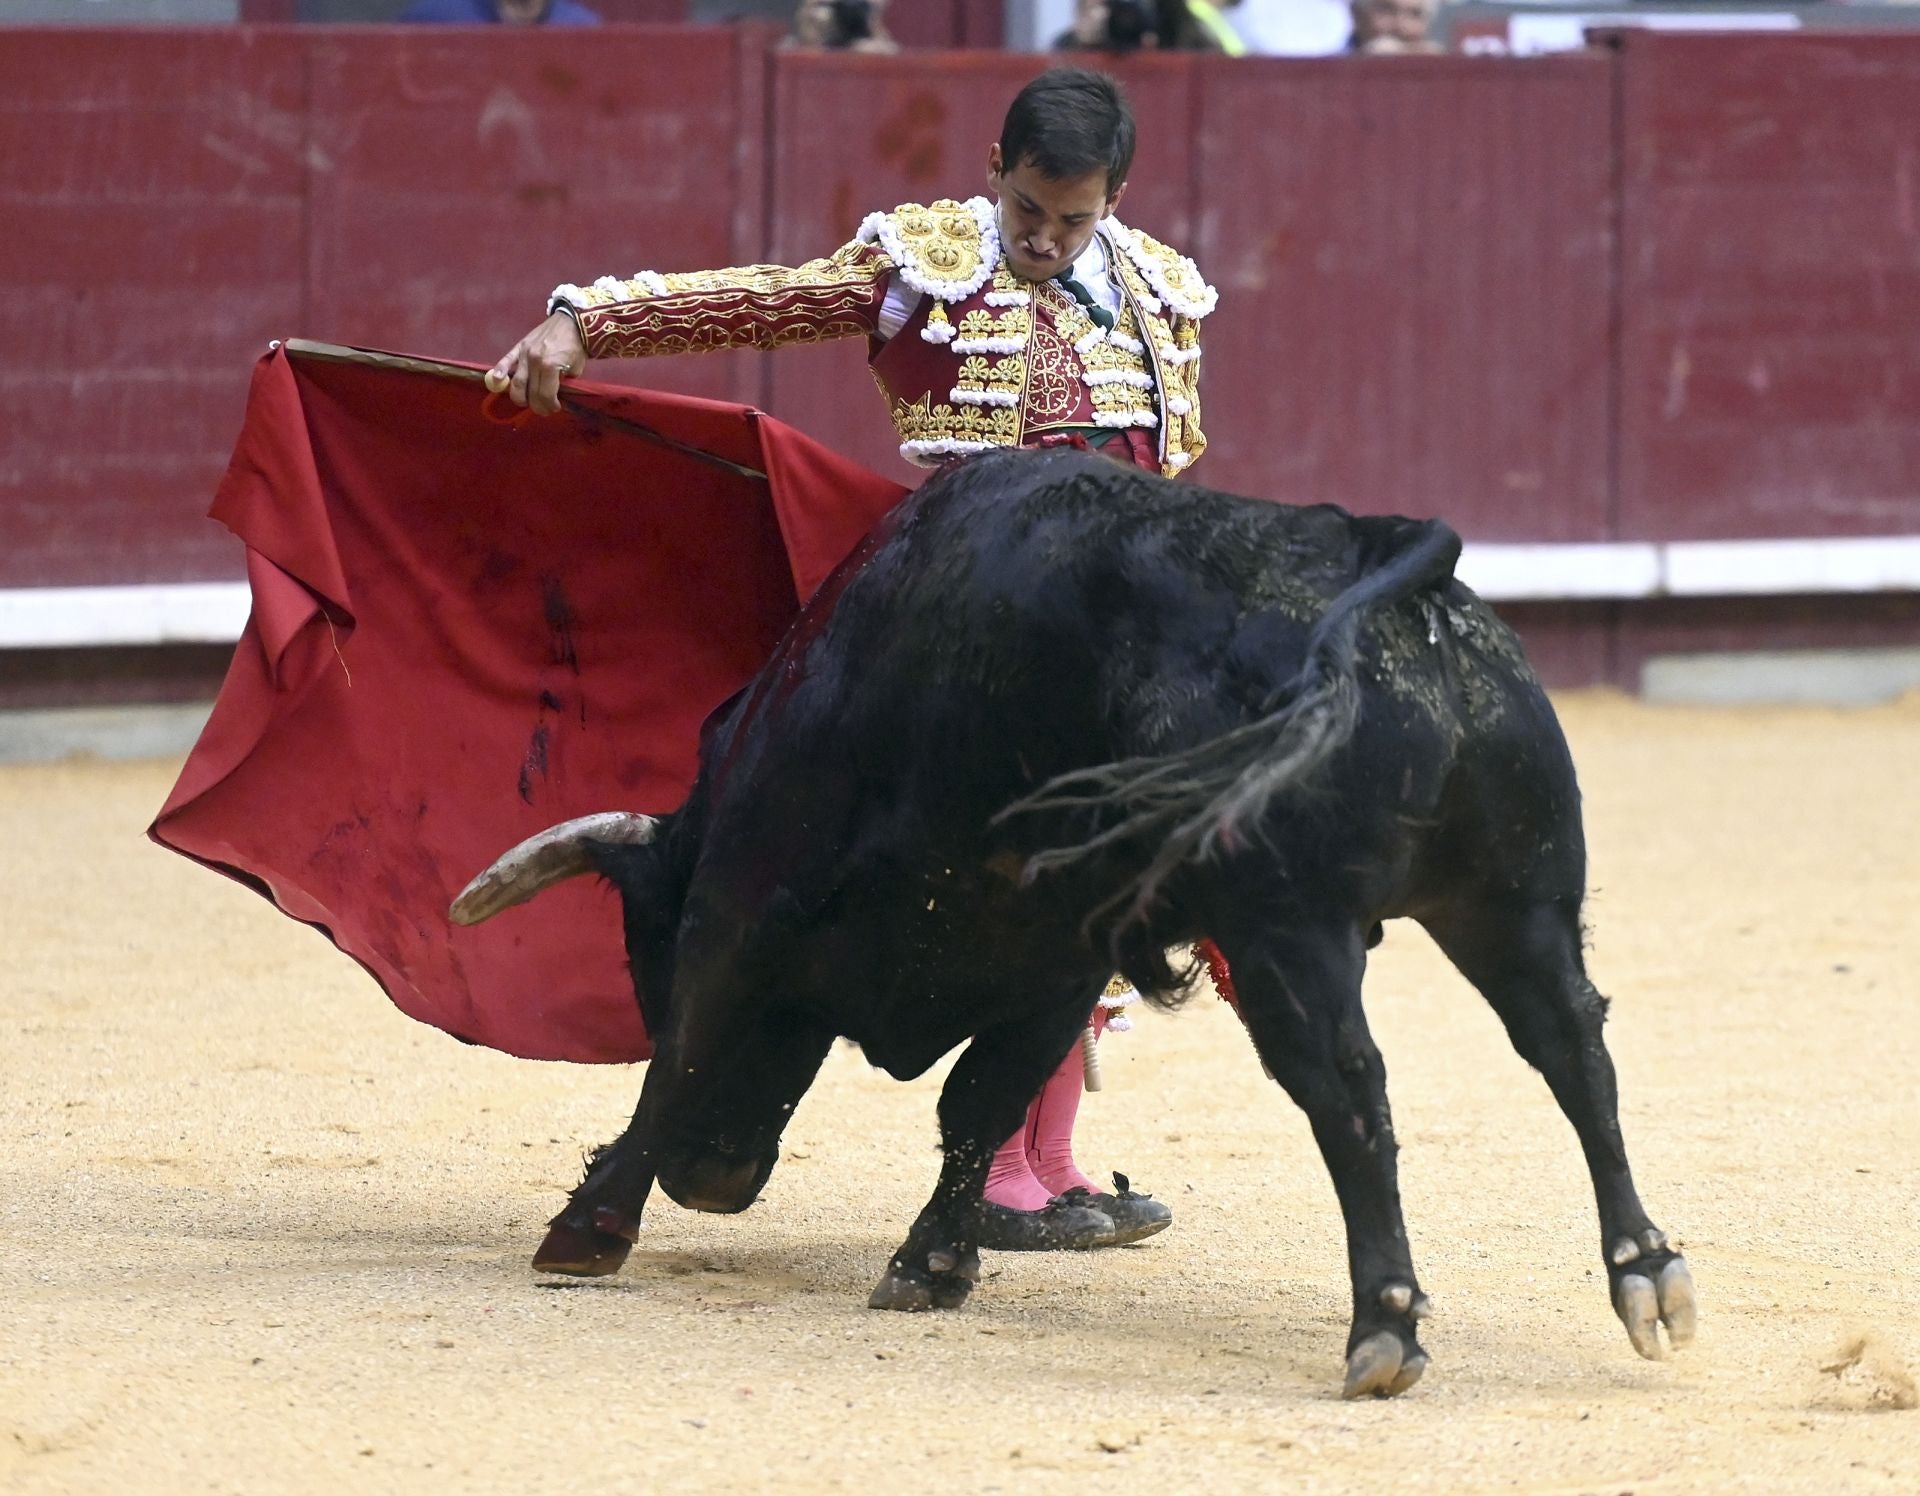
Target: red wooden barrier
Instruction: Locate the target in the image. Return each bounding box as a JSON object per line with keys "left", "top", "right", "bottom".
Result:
{"left": 8, "top": 29, "right": 1920, "bottom": 695}
{"left": 0, "top": 24, "right": 767, "bottom": 591}
{"left": 1608, "top": 30, "right": 1920, "bottom": 681}
{"left": 588, "top": 0, "right": 692, "bottom": 19}
{"left": 1616, "top": 30, "right": 1920, "bottom": 542}
{"left": 1, "top": 30, "right": 308, "bottom": 589}
{"left": 1190, "top": 55, "right": 1615, "bottom": 541}
{"left": 302, "top": 25, "right": 770, "bottom": 402}
{"left": 887, "top": 0, "right": 1006, "bottom": 50}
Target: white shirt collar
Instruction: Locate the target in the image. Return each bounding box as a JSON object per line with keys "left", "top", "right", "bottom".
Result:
{"left": 1066, "top": 233, "right": 1122, "bottom": 318}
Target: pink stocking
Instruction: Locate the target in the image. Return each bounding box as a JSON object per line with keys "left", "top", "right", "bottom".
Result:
{"left": 982, "top": 1111, "right": 1052, "bottom": 1210}
{"left": 981, "top": 1006, "right": 1109, "bottom": 1210}
{"left": 1027, "top": 1005, "right": 1108, "bottom": 1197}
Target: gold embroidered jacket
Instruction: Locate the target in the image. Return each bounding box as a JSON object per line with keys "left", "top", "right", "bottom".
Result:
{"left": 549, "top": 197, "right": 1216, "bottom": 477}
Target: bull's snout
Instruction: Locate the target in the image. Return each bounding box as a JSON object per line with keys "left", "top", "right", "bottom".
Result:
{"left": 657, "top": 1147, "right": 777, "bottom": 1214}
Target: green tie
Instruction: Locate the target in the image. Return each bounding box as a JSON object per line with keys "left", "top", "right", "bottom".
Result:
{"left": 1055, "top": 272, "right": 1115, "bottom": 331}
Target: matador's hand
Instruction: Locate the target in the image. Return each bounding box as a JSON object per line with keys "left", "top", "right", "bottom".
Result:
{"left": 488, "top": 312, "right": 587, "bottom": 415}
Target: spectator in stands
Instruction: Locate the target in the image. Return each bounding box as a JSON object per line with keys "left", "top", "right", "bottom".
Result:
{"left": 1055, "top": 0, "right": 1237, "bottom": 53}
{"left": 1222, "top": 0, "right": 1352, "bottom": 55}
{"left": 398, "top": 0, "right": 600, "bottom": 23}
{"left": 1348, "top": 0, "right": 1438, "bottom": 53}
{"left": 783, "top": 0, "right": 899, "bottom": 52}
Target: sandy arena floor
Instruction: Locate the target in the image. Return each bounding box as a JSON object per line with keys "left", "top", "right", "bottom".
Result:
{"left": 3, "top": 691, "right": 1917, "bottom": 1494}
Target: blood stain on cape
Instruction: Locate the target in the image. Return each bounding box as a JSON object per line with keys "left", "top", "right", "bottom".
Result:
{"left": 542, "top": 577, "right": 581, "bottom": 673}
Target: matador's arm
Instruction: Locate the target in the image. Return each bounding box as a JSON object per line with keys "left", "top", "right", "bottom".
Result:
{"left": 548, "top": 239, "right": 898, "bottom": 360}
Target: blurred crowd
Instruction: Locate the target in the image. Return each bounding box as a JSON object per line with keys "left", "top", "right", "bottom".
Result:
{"left": 17, "top": 0, "right": 1911, "bottom": 51}
{"left": 773, "top": 0, "right": 1439, "bottom": 55}
{"left": 398, "top": 0, "right": 1443, "bottom": 56}
{"left": 1049, "top": 0, "right": 1437, "bottom": 56}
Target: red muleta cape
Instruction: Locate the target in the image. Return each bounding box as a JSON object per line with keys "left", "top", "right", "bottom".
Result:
{"left": 150, "top": 345, "right": 906, "bottom": 1063}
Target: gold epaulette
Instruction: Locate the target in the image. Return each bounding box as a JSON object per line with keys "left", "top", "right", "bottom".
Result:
{"left": 856, "top": 197, "right": 1002, "bottom": 304}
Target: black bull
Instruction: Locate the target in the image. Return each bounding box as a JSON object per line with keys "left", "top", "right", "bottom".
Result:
{"left": 452, "top": 447, "right": 1696, "bottom": 1398}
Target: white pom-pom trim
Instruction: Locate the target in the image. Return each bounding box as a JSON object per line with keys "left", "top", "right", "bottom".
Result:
{"left": 552, "top": 269, "right": 675, "bottom": 312}
{"left": 1163, "top": 346, "right": 1202, "bottom": 366}
{"left": 951, "top": 387, "right": 1019, "bottom": 408}
{"left": 1092, "top": 410, "right": 1158, "bottom": 428}
{"left": 983, "top": 289, "right": 1031, "bottom": 307}
{"left": 952, "top": 335, "right": 1028, "bottom": 355}
{"left": 1106, "top": 331, "right": 1145, "bottom": 355}
{"left": 1084, "top": 369, "right": 1154, "bottom": 389}
{"left": 1074, "top": 327, "right": 1108, "bottom": 356}
{"left": 921, "top": 321, "right": 956, "bottom": 345}
{"left": 1168, "top": 396, "right": 1192, "bottom": 416}
{"left": 1105, "top": 218, "right": 1219, "bottom": 319}
{"left": 900, "top": 436, "right": 999, "bottom": 466}
{"left": 1168, "top": 451, "right": 1193, "bottom": 469}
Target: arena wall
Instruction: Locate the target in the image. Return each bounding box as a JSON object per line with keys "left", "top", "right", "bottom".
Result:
{"left": 4, "top": 27, "right": 1918, "bottom": 705}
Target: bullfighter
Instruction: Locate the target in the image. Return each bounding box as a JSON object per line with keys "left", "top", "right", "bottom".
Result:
{"left": 490, "top": 66, "right": 1216, "bottom": 1254}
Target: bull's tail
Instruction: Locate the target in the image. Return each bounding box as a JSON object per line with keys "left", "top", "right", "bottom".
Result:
{"left": 1000, "top": 516, "right": 1462, "bottom": 925}
{"left": 448, "top": 811, "right": 662, "bottom": 926}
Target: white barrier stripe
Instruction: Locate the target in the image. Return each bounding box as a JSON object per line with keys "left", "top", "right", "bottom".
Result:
{"left": 0, "top": 582, "right": 252, "bottom": 648}
{"left": 1459, "top": 535, "right": 1920, "bottom": 601}
{"left": 1453, "top": 543, "right": 1662, "bottom": 602}
{"left": 1664, "top": 535, "right": 1920, "bottom": 596}
{"left": 3, "top": 534, "right": 1919, "bottom": 647}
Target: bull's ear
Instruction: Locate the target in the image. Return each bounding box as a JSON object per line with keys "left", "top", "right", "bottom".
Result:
{"left": 449, "top": 812, "right": 659, "bottom": 926}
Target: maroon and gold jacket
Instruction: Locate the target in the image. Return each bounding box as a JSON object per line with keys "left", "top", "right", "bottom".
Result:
{"left": 549, "top": 197, "right": 1215, "bottom": 479}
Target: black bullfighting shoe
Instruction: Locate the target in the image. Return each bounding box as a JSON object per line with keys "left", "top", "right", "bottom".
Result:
{"left": 1067, "top": 1173, "right": 1173, "bottom": 1247}
{"left": 975, "top": 1196, "right": 1118, "bottom": 1252}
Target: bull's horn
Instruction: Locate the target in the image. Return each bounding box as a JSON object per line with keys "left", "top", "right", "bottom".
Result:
{"left": 449, "top": 812, "right": 660, "bottom": 926}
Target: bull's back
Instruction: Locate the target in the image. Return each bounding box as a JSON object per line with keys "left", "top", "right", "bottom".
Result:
{"left": 704, "top": 449, "right": 1575, "bottom": 911}
{"left": 718, "top": 451, "right": 1454, "bottom": 807}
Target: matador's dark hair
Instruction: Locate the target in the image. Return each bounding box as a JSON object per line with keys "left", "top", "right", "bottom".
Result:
{"left": 998, "top": 68, "right": 1136, "bottom": 197}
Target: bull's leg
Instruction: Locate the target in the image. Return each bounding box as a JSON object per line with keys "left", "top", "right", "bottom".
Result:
{"left": 1422, "top": 897, "right": 1696, "bottom": 1360}
{"left": 1215, "top": 918, "right": 1432, "bottom": 1398}
{"left": 534, "top": 1148, "right": 656, "bottom": 1277}
{"left": 531, "top": 1056, "right": 671, "bottom": 1278}
{"left": 534, "top": 1005, "right": 837, "bottom": 1278}
{"left": 869, "top": 992, "right": 1096, "bottom": 1314}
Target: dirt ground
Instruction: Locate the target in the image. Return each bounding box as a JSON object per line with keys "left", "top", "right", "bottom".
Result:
{"left": 3, "top": 690, "right": 1917, "bottom": 1494}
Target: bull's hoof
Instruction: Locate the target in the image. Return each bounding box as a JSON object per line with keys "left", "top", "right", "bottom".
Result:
{"left": 868, "top": 1271, "right": 934, "bottom": 1312}
{"left": 1341, "top": 1281, "right": 1432, "bottom": 1399}
{"left": 867, "top": 1244, "right": 981, "bottom": 1313}
{"left": 532, "top": 1207, "right": 637, "bottom": 1278}
{"left": 1343, "top": 1331, "right": 1427, "bottom": 1399}
{"left": 1610, "top": 1234, "right": 1696, "bottom": 1360}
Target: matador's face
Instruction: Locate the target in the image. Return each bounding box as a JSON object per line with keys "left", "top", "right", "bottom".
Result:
{"left": 987, "top": 145, "right": 1126, "bottom": 284}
